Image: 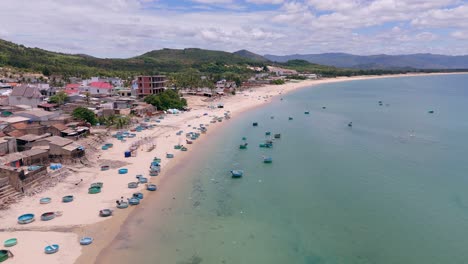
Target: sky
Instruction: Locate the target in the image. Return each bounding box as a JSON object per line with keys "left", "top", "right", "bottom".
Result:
{"left": 1, "top": 0, "right": 468, "bottom": 58}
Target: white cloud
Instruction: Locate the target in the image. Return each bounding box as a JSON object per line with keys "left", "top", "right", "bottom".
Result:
{"left": 246, "top": 0, "right": 284, "bottom": 4}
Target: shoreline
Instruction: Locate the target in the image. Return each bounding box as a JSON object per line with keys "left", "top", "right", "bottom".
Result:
{"left": 0, "top": 71, "right": 466, "bottom": 264}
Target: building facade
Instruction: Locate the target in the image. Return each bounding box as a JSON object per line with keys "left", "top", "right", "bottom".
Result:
{"left": 136, "top": 76, "right": 166, "bottom": 97}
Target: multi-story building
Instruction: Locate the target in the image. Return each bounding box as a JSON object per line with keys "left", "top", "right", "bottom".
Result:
{"left": 136, "top": 76, "right": 166, "bottom": 97}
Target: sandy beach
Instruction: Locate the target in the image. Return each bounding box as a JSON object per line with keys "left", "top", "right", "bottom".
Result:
{"left": 0, "top": 72, "right": 466, "bottom": 264}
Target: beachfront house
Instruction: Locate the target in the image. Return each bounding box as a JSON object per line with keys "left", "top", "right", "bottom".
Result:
{"left": 136, "top": 75, "right": 167, "bottom": 97}
{"left": 84, "top": 82, "right": 114, "bottom": 96}
{"left": 8, "top": 85, "right": 45, "bottom": 107}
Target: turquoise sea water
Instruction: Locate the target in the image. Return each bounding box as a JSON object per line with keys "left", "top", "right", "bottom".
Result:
{"left": 101, "top": 74, "right": 468, "bottom": 264}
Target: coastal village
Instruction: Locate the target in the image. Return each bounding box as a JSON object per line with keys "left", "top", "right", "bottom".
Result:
{"left": 0, "top": 65, "right": 320, "bottom": 263}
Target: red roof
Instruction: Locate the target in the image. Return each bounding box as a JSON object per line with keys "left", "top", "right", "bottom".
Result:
{"left": 65, "top": 84, "right": 80, "bottom": 90}
{"left": 89, "top": 82, "right": 113, "bottom": 89}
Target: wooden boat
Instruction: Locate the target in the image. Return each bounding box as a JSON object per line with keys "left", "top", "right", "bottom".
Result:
{"left": 274, "top": 134, "right": 281, "bottom": 139}
{"left": 62, "top": 195, "right": 74, "bottom": 203}
{"left": 146, "top": 184, "right": 157, "bottom": 191}
{"left": 239, "top": 143, "right": 248, "bottom": 149}
{"left": 231, "top": 170, "right": 244, "bottom": 178}
{"left": 40, "top": 197, "right": 51, "bottom": 204}
{"left": 128, "top": 182, "right": 138, "bottom": 188}
{"left": 117, "top": 201, "right": 129, "bottom": 209}
{"left": 90, "top": 182, "right": 103, "bottom": 188}
{"left": 99, "top": 209, "right": 112, "bottom": 217}
{"left": 128, "top": 197, "right": 140, "bottom": 205}
{"left": 17, "top": 213, "right": 35, "bottom": 224}
{"left": 41, "top": 212, "right": 56, "bottom": 221}
{"left": 252, "top": 122, "right": 258, "bottom": 127}
{"left": 101, "top": 165, "right": 110, "bottom": 171}
{"left": 88, "top": 186, "right": 101, "bottom": 194}
{"left": 118, "top": 168, "right": 128, "bottom": 174}
{"left": 3, "top": 238, "right": 17, "bottom": 247}
{"left": 166, "top": 153, "right": 174, "bottom": 158}
{"left": 263, "top": 157, "right": 273, "bottom": 164}
{"left": 44, "top": 244, "right": 59, "bottom": 254}
{"left": 0, "top": 250, "right": 12, "bottom": 262}
{"left": 80, "top": 237, "right": 93, "bottom": 246}
{"left": 174, "top": 144, "right": 182, "bottom": 150}
{"left": 133, "top": 192, "right": 144, "bottom": 200}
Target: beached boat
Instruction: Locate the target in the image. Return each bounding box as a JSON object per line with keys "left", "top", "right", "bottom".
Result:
{"left": 231, "top": 170, "right": 244, "bottom": 178}
{"left": 118, "top": 168, "right": 128, "bottom": 174}
{"left": 174, "top": 144, "right": 182, "bottom": 150}
{"left": 181, "top": 147, "right": 188, "bottom": 151}
{"left": 146, "top": 184, "right": 157, "bottom": 191}
{"left": 101, "top": 165, "right": 110, "bottom": 171}
{"left": 138, "top": 177, "right": 148, "bottom": 184}
{"left": 186, "top": 140, "right": 193, "bottom": 144}
{"left": 149, "top": 171, "right": 159, "bottom": 176}
{"left": 117, "top": 201, "right": 129, "bottom": 209}
{"left": 153, "top": 157, "right": 162, "bottom": 163}
{"left": 166, "top": 153, "right": 174, "bottom": 158}
{"left": 17, "top": 213, "right": 35, "bottom": 224}
{"left": 133, "top": 192, "right": 144, "bottom": 200}
{"left": 88, "top": 186, "right": 101, "bottom": 194}
{"left": 274, "top": 134, "right": 281, "bottom": 139}
{"left": 128, "top": 197, "right": 140, "bottom": 205}
{"left": 263, "top": 157, "right": 273, "bottom": 163}
{"left": 40, "top": 197, "right": 51, "bottom": 204}
{"left": 99, "top": 209, "right": 112, "bottom": 217}
{"left": 44, "top": 244, "right": 59, "bottom": 254}
{"left": 239, "top": 143, "right": 248, "bottom": 149}
{"left": 128, "top": 182, "right": 138, "bottom": 188}
{"left": 80, "top": 237, "right": 93, "bottom": 246}
{"left": 242, "top": 137, "right": 247, "bottom": 141}
{"left": 62, "top": 195, "right": 74, "bottom": 203}
{"left": 253, "top": 122, "right": 258, "bottom": 127}
{"left": 3, "top": 238, "right": 17, "bottom": 247}
{"left": 90, "top": 182, "right": 103, "bottom": 188}
{"left": 41, "top": 212, "right": 56, "bottom": 221}
{"left": 0, "top": 250, "right": 13, "bottom": 262}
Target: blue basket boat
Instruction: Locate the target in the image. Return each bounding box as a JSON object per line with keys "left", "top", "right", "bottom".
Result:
{"left": 41, "top": 212, "right": 56, "bottom": 221}
{"left": 146, "top": 184, "right": 157, "bottom": 191}
{"left": 231, "top": 170, "right": 244, "bottom": 178}
{"left": 40, "top": 197, "right": 51, "bottom": 204}
{"left": 138, "top": 177, "right": 148, "bottom": 184}
{"left": 44, "top": 244, "right": 59, "bottom": 254}
{"left": 80, "top": 237, "right": 93, "bottom": 246}
{"left": 128, "top": 197, "right": 140, "bottom": 205}
{"left": 128, "top": 182, "right": 138, "bottom": 188}
{"left": 99, "top": 209, "right": 112, "bottom": 217}
{"left": 17, "top": 213, "right": 35, "bottom": 224}
{"left": 133, "top": 192, "right": 144, "bottom": 200}
{"left": 62, "top": 195, "right": 74, "bottom": 203}
{"left": 263, "top": 157, "right": 273, "bottom": 163}
{"left": 118, "top": 168, "right": 128, "bottom": 174}
{"left": 117, "top": 201, "right": 129, "bottom": 209}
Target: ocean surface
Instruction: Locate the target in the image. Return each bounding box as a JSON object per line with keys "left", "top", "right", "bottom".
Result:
{"left": 102, "top": 74, "right": 468, "bottom": 264}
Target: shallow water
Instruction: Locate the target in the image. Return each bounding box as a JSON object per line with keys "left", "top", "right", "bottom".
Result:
{"left": 102, "top": 74, "right": 468, "bottom": 264}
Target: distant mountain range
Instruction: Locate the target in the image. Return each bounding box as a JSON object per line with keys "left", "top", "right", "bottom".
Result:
{"left": 264, "top": 53, "right": 468, "bottom": 70}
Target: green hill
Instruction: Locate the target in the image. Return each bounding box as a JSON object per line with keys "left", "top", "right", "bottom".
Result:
{"left": 233, "top": 49, "right": 270, "bottom": 62}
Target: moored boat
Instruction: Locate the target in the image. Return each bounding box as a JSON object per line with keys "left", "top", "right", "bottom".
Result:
{"left": 288, "top": 117, "right": 293, "bottom": 120}
{"left": 263, "top": 157, "right": 273, "bottom": 163}
{"left": 100, "top": 165, "right": 110, "bottom": 171}
{"left": 17, "top": 213, "right": 35, "bottom": 224}
{"left": 3, "top": 238, "right": 17, "bottom": 247}
{"left": 99, "top": 209, "right": 112, "bottom": 217}
{"left": 428, "top": 110, "right": 434, "bottom": 114}
{"left": 80, "top": 237, "right": 93, "bottom": 246}
{"left": 62, "top": 195, "right": 74, "bottom": 203}
{"left": 41, "top": 212, "right": 56, "bottom": 221}
{"left": 274, "top": 134, "right": 281, "bottom": 139}
{"left": 40, "top": 197, "right": 51, "bottom": 204}
{"left": 252, "top": 122, "right": 258, "bottom": 127}
{"left": 231, "top": 170, "right": 244, "bottom": 178}
{"left": 265, "top": 131, "right": 271, "bottom": 136}
{"left": 44, "top": 244, "right": 59, "bottom": 254}
{"left": 239, "top": 143, "right": 248, "bottom": 149}
{"left": 304, "top": 111, "right": 310, "bottom": 114}
{"left": 348, "top": 122, "right": 353, "bottom": 127}
{"left": 166, "top": 153, "right": 174, "bottom": 158}
{"left": 146, "top": 184, "right": 157, "bottom": 191}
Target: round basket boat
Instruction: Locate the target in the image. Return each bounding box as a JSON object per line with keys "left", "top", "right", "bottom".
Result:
{"left": 149, "top": 171, "right": 159, "bottom": 176}
{"left": 117, "top": 201, "right": 129, "bottom": 209}
{"left": 0, "top": 250, "right": 11, "bottom": 262}
{"left": 101, "top": 165, "right": 110, "bottom": 171}
{"left": 99, "top": 209, "right": 112, "bottom": 217}
{"left": 118, "top": 168, "right": 128, "bottom": 174}
{"left": 39, "top": 197, "right": 51, "bottom": 204}
{"left": 128, "top": 198, "right": 140, "bottom": 205}
{"left": 146, "top": 184, "right": 157, "bottom": 191}
{"left": 90, "top": 182, "right": 103, "bottom": 188}
{"left": 17, "top": 213, "right": 35, "bottom": 224}
{"left": 80, "top": 237, "right": 93, "bottom": 246}
{"left": 44, "top": 244, "right": 59, "bottom": 254}
{"left": 4, "top": 238, "right": 17, "bottom": 247}
{"left": 138, "top": 177, "right": 148, "bottom": 184}
{"left": 166, "top": 153, "right": 174, "bottom": 158}
{"left": 128, "top": 182, "right": 138, "bottom": 188}
{"left": 62, "top": 195, "right": 74, "bottom": 203}
{"left": 133, "top": 192, "right": 144, "bottom": 200}
{"left": 41, "top": 212, "right": 56, "bottom": 221}
{"left": 88, "top": 186, "right": 101, "bottom": 194}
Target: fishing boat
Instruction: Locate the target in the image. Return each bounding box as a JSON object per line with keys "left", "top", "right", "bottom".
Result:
{"left": 80, "top": 237, "right": 93, "bottom": 246}
{"left": 40, "top": 197, "right": 51, "bottom": 204}
{"left": 259, "top": 143, "right": 273, "bottom": 148}
{"left": 166, "top": 153, "right": 174, "bottom": 158}
{"left": 117, "top": 201, "right": 129, "bottom": 209}
{"left": 146, "top": 184, "right": 157, "bottom": 191}
{"left": 88, "top": 186, "right": 101, "bottom": 194}
{"left": 128, "top": 182, "right": 138, "bottom": 188}
{"left": 239, "top": 143, "right": 248, "bottom": 149}
{"left": 428, "top": 110, "right": 434, "bottom": 114}
{"left": 99, "top": 209, "right": 112, "bottom": 217}
{"left": 139, "top": 177, "right": 148, "bottom": 184}
{"left": 348, "top": 122, "right": 353, "bottom": 127}
{"left": 17, "top": 213, "right": 35, "bottom": 224}
{"left": 231, "top": 170, "right": 244, "bottom": 178}
{"left": 128, "top": 197, "right": 140, "bottom": 205}
{"left": 118, "top": 168, "right": 128, "bottom": 174}
{"left": 44, "top": 244, "right": 59, "bottom": 254}
{"left": 304, "top": 111, "right": 310, "bottom": 114}
{"left": 90, "top": 182, "right": 103, "bottom": 188}
{"left": 274, "top": 134, "right": 281, "bottom": 139}
{"left": 288, "top": 117, "right": 293, "bottom": 120}
{"left": 62, "top": 195, "right": 74, "bottom": 203}
{"left": 3, "top": 238, "right": 17, "bottom": 247}
{"left": 252, "top": 122, "right": 258, "bottom": 127}
{"left": 0, "top": 250, "right": 12, "bottom": 262}
{"left": 181, "top": 146, "right": 188, "bottom": 151}
{"left": 41, "top": 212, "right": 56, "bottom": 221}
{"left": 263, "top": 157, "right": 273, "bottom": 163}
{"left": 242, "top": 137, "right": 247, "bottom": 140}
{"left": 153, "top": 157, "right": 162, "bottom": 163}
{"left": 322, "top": 106, "right": 327, "bottom": 109}
{"left": 174, "top": 144, "right": 182, "bottom": 150}
{"left": 133, "top": 192, "right": 144, "bottom": 200}
{"left": 270, "top": 116, "right": 274, "bottom": 119}
{"left": 265, "top": 131, "right": 271, "bottom": 136}
{"left": 149, "top": 170, "right": 159, "bottom": 176}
